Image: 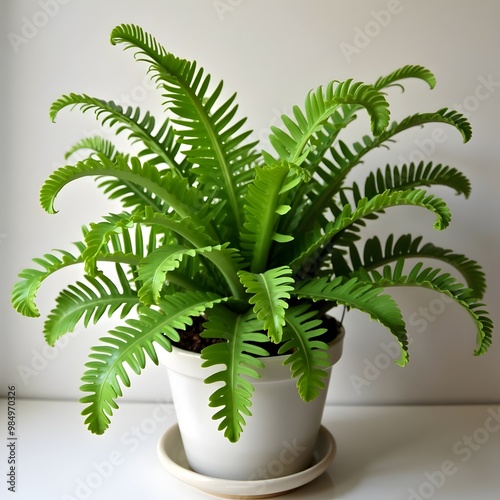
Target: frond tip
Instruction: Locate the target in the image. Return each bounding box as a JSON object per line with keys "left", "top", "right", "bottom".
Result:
{"left": 238, "top": 266, "right": 294, "bottom": 343}
{"left": 294, "top": 276, "right": 408, "bottom": 365}
{"left": 281, "top": 305, "right": 332, "bottom": 401}
{"left": 80, "top": 291, "right": 227, "bottom": 434}
{"left": 201, "top": 307, "right": 269, "bottom": 442}
{"left": 44, "top": 267, "right": 139, "bottom": 346}
{"left": 357, "top": 261, "right": 493, "bottom": 358}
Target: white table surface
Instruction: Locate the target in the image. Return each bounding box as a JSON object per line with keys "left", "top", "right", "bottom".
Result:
{"left": 1, "top": 399, "right": 499, "bottom": 499}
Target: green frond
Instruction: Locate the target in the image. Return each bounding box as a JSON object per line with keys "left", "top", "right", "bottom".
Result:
{"left": 291, "top": 189, "right": 451, "bottom": 278}
{"left": 238, "top": 266, "right": 294, "bottom": 343}
{"left": 137, "top": 243, "right": 236, "bottom": 305}
{"left": 80, "top": 291, "right": 227, "bottom": 434}
{"left": 294, "top": 276, "right": 408, "bottom": 365}
{"left": 81, "top": 211, "right": 184, "bottom": 278}
{"left": 363, "top": 162, "right": 471, "bottom": 199}
{"left": 297, "top": 105, "right": 357, "bottom": 177}
{"left": 435, "top": 108, "right": 472, "bottom": 143}
{"left": 97, "top": 177, "right": 167, "bottom": 213}
{"left": 240, "top": 163, "right": 306, "bottom": 272}
{"left": 267, "top": 79, "right": 390, "bottom": 165}
{"left": 201, "top": 306, "right": 269, "bottom": 442}
{"left": 373, "top": 64, "right": 436, "bottom": 91}
{"left": 127, "top": 208, "right": 217, "bottom": 248}
{"left": 295, "top": 110, "right": 472, "bottom": 236}
{"left": 333, "top": 234, "right": 487, "bottom": 298}
{"left": 11, "top": 222, "right": 153, "bottom": 320}
{"left": 82, "top": 212, "right": 140, "bottom": 276}
{"left": 282, "top": 67, "right": 443, "bottom": 242}
{"left": 11, "top": 243, "right": 86, "bottom": 317}
{"left": 296, "top": 65, "right": 434, "bottom": 178}
{"left": 390, "top": 108, "right": 472, "bottom": 144}
{"left": 50, "top": 94, "right": 185, "bottom": 174}
{"left": 40, "top": 154, "right": 208, "bottom": 223}
{"left": 64, "top": 136, "right": 122, "bottom": 161}
{"left": 110, "top": 23, "right": 259, "bottom": 240}
{"left": 280, "top": 304, "right": 331, "bottom": 401}
{"left": 327, "top": 79, "right": 390, "bottom": 136}
{"left": 66, "top": 138, "right": 166, "bottom": 212}
{"left": 335, "top": 161, "right": 471, "bottom": 232}
{"left": 357, "top": 261, "right": 492, "bottom": 356}
{"left": 44, "top": 265, "right": 139, "bottom": 346}
{"left": 83, "top": 209, "right": 245, "bottom": 300}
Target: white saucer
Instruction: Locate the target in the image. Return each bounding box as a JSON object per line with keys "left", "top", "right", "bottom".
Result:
{"left": 157, "top": 423, "right": 336, "bottom": 499}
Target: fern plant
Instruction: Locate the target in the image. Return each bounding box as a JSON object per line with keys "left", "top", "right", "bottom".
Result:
{"left": 12, "top": 24, "right": 493, "bottom": 443}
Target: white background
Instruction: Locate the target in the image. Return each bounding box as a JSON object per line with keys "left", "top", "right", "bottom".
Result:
{"left": 1, "top": 0, "right": 499, "bottom": 409}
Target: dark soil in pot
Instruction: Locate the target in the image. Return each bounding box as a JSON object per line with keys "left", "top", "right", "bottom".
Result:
{"left": 172, "top": 314, "right": 343, "bottom": 356}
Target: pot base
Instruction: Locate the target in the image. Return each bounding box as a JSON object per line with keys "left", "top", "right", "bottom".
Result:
{"left": 157, "top": 423, "right": 336, "bottom": 499}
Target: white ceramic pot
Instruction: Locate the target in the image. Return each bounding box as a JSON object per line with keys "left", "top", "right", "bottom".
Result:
{"left": 158, "top": 327, "right": 344, "bottom": 481}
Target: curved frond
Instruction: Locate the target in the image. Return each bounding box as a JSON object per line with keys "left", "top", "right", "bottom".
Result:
{"left": 83, "top": 212, "right": 141, "bottom": 276}
{"left": 63, "top": 140, "right": 167, "bottom": 213}
{"left": 110, "top": 23, "right": 259, "bottom": 239}
{"left": 12, "top": 222, "right": 155, "bottom": 319}
{"left": 295, "top": 109, "right": 472, "bottom": 236}
{"left": 135, "top": 211, "right": 245, "bottom": 299}
{"left": 357, "top": 261, "right": 493, "bottom": 356}
{"left": 296, "top": 65, "right": 435, "bottom": 178}
{"left": 82, "top": 209, "right": 245, "bottom": 300}
{"left": 327, "top": 79, "right": 391, "bottom": 136}
{"left": 201, "top": 306, "right": 269, "bottom": 443}
{"left": 44, "top": 265, "right": 139, "bottom": 346}
{"left": 294, "top": 276, "right": 408, "bottom": 364}
{"left": 290, "top": 189, "right": 451, "bottom": 278}
{"left": 280, "top": 304, "right": 331, "bottom": 401}
{"left": 12, "top": 243, "right": 86, "bottom": 318}
{"left": 64, "top": 136, "right": 122, "bottom": 162}
{"left": 96, "top": 177, "right": 167, "bottom": 213}
{"left": 80, "top": 291, "right": 226, "bottom": 434}
{"left": 50, "top": 95, "right": 185, "bottom": 174}
{"left": 363, "top": 162, "right": 471, "bottom": 199}
{"left": 40, "top": 154, "right": 208, "bottom": 223}
{"left": 435, "top": 108, "right": 472, "bottom": 143}
{"left": 333, "top": 234, "right": 487, "bottom": 298}
{"left": 267, "top": 79, "right": 390, "bottom": 165}
{"left": 137, "top": 243, "right": 236, "bottom": 305}
{"left": 238, "top": 266, "right": 294, "bottom": 343}
{"left": 373, "top": 64, "right": 436, "bottom": 91}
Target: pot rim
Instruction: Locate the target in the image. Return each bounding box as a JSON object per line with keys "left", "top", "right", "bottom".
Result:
{"left": 158, "top": 324, "right": 345, "bottom": 380}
